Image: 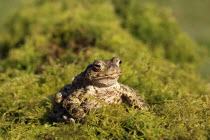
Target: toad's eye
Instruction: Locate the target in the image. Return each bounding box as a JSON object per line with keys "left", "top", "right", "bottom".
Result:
{"left": 119, "top": 60, "right": 122, "bottom": 65}
{"left": 93, "top": 64, "right": 102, "bottom": 71}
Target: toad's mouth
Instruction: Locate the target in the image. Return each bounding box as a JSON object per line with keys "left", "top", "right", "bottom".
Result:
{"left": 88, "top": 71, "right": 122, "bottom": 80}
{"left": 89, "top": 74, "right": 121, "bottom": 87}
{"left": 90, "top": 74, "right": 121, "bottom": 80}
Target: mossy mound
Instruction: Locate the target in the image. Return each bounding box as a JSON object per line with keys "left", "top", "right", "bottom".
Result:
{"left": 0, "top": 0, "right": 209, "bottom": 139}
{"left": 112, "top": 0, "right": 200, "bottom": 64}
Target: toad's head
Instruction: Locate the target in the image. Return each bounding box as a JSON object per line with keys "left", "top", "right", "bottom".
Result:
{"left": 85, "top": 57, "right": 122, "bottom": 87}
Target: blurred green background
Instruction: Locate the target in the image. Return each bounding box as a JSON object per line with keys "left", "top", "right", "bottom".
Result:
{"left": 141, "top": 0, "right": 210, "bottom": 46}
{"left": 1, "top": 0, "right": 209, "bottom": 78}
{"left": 2, "top": 0, "right": 210, "bottom": 44}
{"left": 0, "top": 0, "right": 23, "bottom": 24}
{"left": 139, "top": 0, "right": 210, "bottom": 79}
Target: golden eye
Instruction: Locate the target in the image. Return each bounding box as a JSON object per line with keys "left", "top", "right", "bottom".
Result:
{"left": 93, "top": 64, "right": 101, "bottom": 70}
{"left": 92, "top": 60, "right": 104, "bottom": 71}
{"left": 93, "top": 63, "right": 102, "bottom": 71}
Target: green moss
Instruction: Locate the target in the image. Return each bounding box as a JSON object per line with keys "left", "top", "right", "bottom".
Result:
{"left": 112, "top": 0, "right": 200, "bottom": 64}
{"left": 0, "top": 0, "right": 209, "bottom": 139}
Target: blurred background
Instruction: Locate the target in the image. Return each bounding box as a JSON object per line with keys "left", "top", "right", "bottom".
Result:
{"left": 2, "top": 0, "right": 210, "bottom": 44}
{"left": 140, "top": 0, "right": 210, "bottom": 79}
{"left": 0, "top": 0, "right": 209, "bottom": 79}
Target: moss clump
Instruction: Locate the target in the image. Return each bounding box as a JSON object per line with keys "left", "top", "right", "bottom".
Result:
{"left": 112, "top": 0, "right": 200, "bottom": 64}
{"left": 0, "top": 0, "right": 209, "bottom": 139}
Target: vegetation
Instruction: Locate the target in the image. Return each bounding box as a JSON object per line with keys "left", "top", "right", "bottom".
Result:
{"left": 138, "top": 0, "right": 210, "bottom": 46}
{"left": 0, "top": 0, "right": 209, "bottom": 139}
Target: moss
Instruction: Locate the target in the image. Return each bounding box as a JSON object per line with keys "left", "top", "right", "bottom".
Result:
{"left": 0, "top": 0, "right": 209, "bottom": 139}
{"left": 112, "top": 0, "right": 200, "bottom": 65}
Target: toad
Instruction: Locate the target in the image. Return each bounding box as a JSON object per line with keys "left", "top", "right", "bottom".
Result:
{"left": 50, "top": 57, "right": 146, "bottom": 123}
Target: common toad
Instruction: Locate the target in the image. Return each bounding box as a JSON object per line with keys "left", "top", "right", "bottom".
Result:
{"left": 50, "top": 57, "right": 146, "bottom": 123}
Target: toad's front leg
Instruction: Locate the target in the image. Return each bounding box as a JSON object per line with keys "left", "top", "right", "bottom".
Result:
{"left": 55, "top": 84, "right": 72, "bottom": 103}
{"left": 119, "top": 84, "right": 146, "bottom": 110}
{"left": 62, "top": 95, "right": 87, "bottom": 123}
